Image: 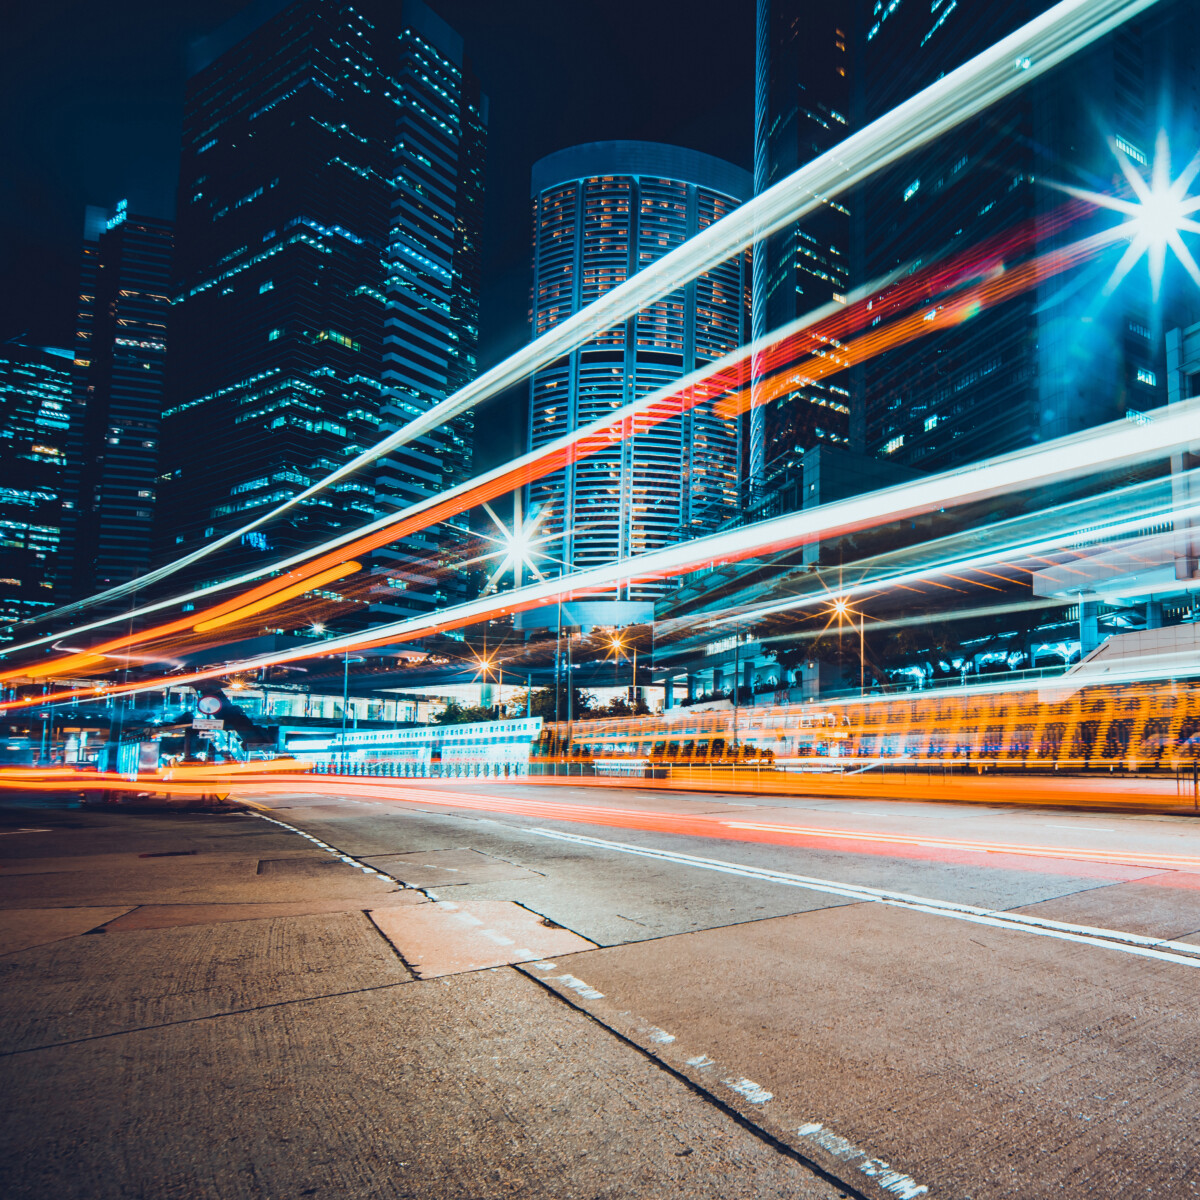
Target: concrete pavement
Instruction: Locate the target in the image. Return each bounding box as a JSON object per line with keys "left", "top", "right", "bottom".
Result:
{"left": 0, "top": 800, "right": 843, "bottom": 1200}
{"left": 3, "top": 781, "right": 1200, "bottom": 1197}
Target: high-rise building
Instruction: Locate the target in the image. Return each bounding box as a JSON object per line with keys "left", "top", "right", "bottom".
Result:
{"left": 60, "top": 202, "right": 173, "bottom": 601}
{"left": 750, "top": 0, "right": 855, "bottom": 502}
{"left": 0, "top": 342, "right": 74, "bottom": 641}
{"left": 527, "top": 142, "right": 749, "bottom": 600}
{"left": 157, "top": 0, "right": 485, "bottom": 621}
{"left": 859, "top": 0, "right": 1200, "bottom": 472}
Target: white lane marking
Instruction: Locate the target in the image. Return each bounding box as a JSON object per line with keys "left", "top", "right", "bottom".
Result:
{"left": 724, "top": 1077, "right": 773, "bottom": 1104}
{"left": 0, "top": 828, "right": 52, "bottom": 836}
{"left": 528, "top": 828, "right": 1200, "bottom": 970}
{"left": 531, "top": 961, "right": 557, "bottom": 971}
{"left": 1046, "top": 824, "right": 1115, "bottom": 832}
{"left": 555, "top": 974, "right": 604, "bottom": 1000}
{"left": 797, "top": 1122, "right": 928, "bottom": 1199}
{"left": 251, "top": 813, "right": 405, "bottom": 887}
{"left": 686, "top": 1054, "right": 715, "bottom": 1069}
{"left": 645, "top": 1026, "right": 676, "bottom": 1044}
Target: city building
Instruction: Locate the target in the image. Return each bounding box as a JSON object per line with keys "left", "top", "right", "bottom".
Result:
{"left": 859, "top": 0, "right": 1200, "bottom": 472}
{"left": 60, "top": 202, "right": 173, "bottom": 601}
{"left": 527, "top": 141, "right": 749, "bottom": 607}
{"left": 0, "top": 342, "right": 74, "bottom": 641}
{"left": 750, "top": 0, "right": 855, "bottom": 502}
{"left": 156, "top": 0, "right": 486, "bottom": 622}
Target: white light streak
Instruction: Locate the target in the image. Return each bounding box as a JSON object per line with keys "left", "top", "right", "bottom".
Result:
{"left": 32, "top": 0, "right": 1163, "bottom": 627}
{"left": 35, "top": 395, "right": 1200, "bottom": 703}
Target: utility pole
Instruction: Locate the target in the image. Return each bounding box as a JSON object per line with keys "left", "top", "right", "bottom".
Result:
{"left": 554, "top": 595, "right": 563, "bottom": 755}
{"left": 731, "top": 620, "right": 740, "bottom": 763}
{"left": 341, "top": 649, "right": 350, "bottom": 773}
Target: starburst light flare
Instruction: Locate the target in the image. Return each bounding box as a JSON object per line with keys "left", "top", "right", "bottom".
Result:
{"left": 1060, "top": 130, "right": 1200, "bottom": 300}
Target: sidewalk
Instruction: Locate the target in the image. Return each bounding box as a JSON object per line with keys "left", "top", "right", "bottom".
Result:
{"left": 0, "top": 800, "right": 838, "bottom": 1200}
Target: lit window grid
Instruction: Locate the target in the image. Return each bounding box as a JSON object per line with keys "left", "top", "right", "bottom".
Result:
{"left": 529, "top": 169, "right": 745, "bottom": 597}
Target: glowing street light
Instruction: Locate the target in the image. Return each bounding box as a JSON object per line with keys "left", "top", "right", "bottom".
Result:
{"left": 1059, "top": 130, "right": 1200, "bottom": 301}
{"left": 825, "top": 596, "right": 866, "bottom": 693}
{"left": 605, "top": 631, "right": 639, "bottom": 703}
{"left": 457, "top": 492, "right": 569, "bottom": 597}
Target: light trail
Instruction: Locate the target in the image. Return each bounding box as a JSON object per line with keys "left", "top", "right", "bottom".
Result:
{"left": 715, "top": 226, "right": 1125, "bottom": 422}
{"left": 25, "top": 0, "right": 1162, "bottom": 631}
{"left": 67, "top": 772, "right": 1200, "bottom": 859}
{"left": 2, "top": 207, "right": 1040, "bottom": 664}
{"left": 0, "top": 202, "right": 1132, "bottom": 676}
{"left": 650, "top": 468, "right": 1190, "bottom": 634}
{"left": 698, "top": 492, "right": 1200, "bottom": 630}
{"left": 3, "top": 393, "right": 1200, "bottom": 712}
{"left": 191, "top": 561, "right": 361, "bottom": 633}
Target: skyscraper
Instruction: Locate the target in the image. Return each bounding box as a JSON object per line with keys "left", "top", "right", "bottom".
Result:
{"left": 860, "top": 0, "right": 1200, "bottom": 472}
{"left": 528, "top": 142, "right": 749, "bottom": 600}
{"left": 60, "top": 201, "right": 173, "bottom": 601}
{"left": 751, "top": 0, "right": 855, "bottom": 501}
{"left": 0, "top": 342, "right": 73, "bottom": 641}
{"left": 157, "top": 0, "right": 485, "bottom": 622}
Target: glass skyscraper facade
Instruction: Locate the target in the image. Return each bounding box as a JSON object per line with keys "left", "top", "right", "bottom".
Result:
{"left": 0, "top": 343, "right": 74, "bottom": 641}
{"left": 157, "top": 0, "right": 485, "bottom": 622}
{"left": 751, "top": 0, "right": 855, "bottom": 501}
{"left": 528, "top": 142, "right": 749, "bottom": 600}
{"left": 860, "top": 0, "right": 1200, "bottom": 472}
{"left": 61, "top": 202, "right": 173, "bottom": 601}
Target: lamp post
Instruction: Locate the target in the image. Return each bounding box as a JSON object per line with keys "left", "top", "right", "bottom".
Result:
{"left": 831, "top": 597, "right": 866, "bottom": 695}
{"left": 340, "top": 651, "right": 365, "bottom": 773}
{"left": 731, "top": 619, "right": 740, "bottom": 762}
{"left": 341, "top": 651, "right": 350, "bottom": 773}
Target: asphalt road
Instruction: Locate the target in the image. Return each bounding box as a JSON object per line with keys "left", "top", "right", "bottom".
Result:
{"left": 3, "top": 780, "right": 1199, "bottom": 1198}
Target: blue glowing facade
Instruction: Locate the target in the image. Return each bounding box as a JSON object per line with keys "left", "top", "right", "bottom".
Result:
{"left": 0, "top": 343, "right": 74, "bottom": 640}
{"left": 860, "top": 0, "right": 1200, "bottom": 471}
{"left": 751, "top": 0, "right": 855, "bottom": 501}
{"left": 60, "top": 203, "right": 173, "bottom": 600}
{"left": 528, "top": 142, "right": 749, "bottom": 599}
{"left": 158, "top": 0, "right": 485, "bottom": 621}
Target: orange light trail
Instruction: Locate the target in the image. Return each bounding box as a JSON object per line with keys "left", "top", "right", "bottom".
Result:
{"left": 1, "top": 206, "right": 1094, "bottom": 685}
{"left": 42, "top": 772, "right": 1197, "bottom": 875}
{"left": 192, "top": 561, "right": 361, "bottom": 632}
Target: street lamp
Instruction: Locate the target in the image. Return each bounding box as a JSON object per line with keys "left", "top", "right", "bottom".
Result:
{"left": 339, "top": 650, "right": 365, "bottom": 773}
{"left": 828, "top": 597, "right": 866, "bottom": 693}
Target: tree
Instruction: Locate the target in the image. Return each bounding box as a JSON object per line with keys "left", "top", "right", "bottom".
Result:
{"left": 591, "top": 695, "right": 651, "bottom": 719}
{"left": 506, "top": 685, "right": 594, "bottom": 722}
{"left": 432, "top": 700, "right": 498, "bottom": 725}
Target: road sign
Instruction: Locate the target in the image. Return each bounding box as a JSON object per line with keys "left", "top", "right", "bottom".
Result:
{"left": 192, "top": 717, "right": 224, "bottom": 731}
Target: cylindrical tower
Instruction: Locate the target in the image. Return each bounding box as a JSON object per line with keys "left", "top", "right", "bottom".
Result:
{"left": 528, "top": 141, "right": 750, "bottom": 600}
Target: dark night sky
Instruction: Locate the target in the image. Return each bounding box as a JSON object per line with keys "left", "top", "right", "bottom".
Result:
{"left": 0, "top": 0, "right": 753, "bottom": 468}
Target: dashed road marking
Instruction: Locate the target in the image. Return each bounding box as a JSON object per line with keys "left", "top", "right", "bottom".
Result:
{"left": 797, "top": 1122, "right": 928, "bottom": 1199}
{"left": 724, "top": 1076, "right": 773, "bottom": 1104}
{"left": 555, "top": 974, "right": 604, "bottom": 1000}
